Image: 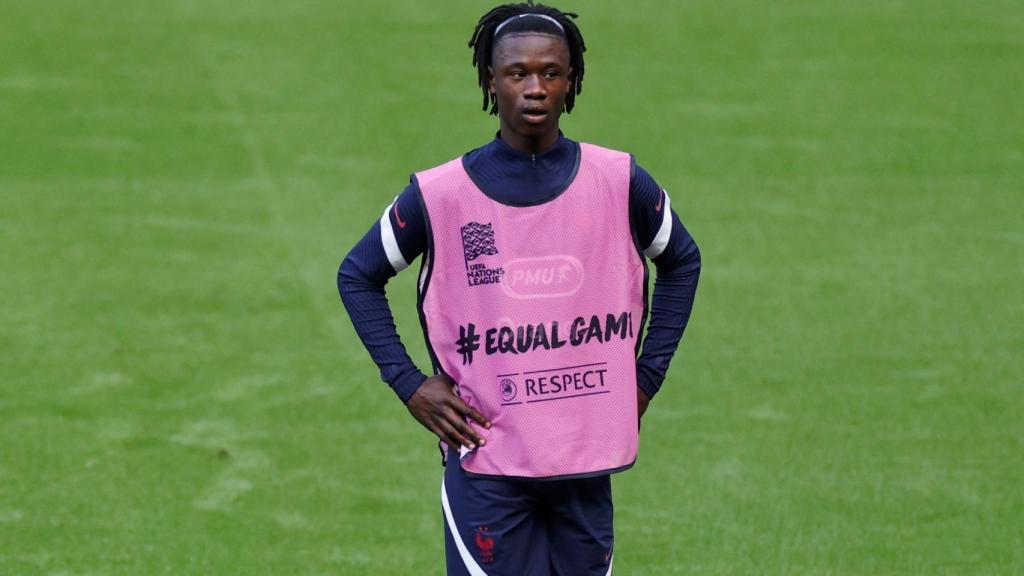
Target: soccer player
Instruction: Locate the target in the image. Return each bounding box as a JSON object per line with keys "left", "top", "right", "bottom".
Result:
{"left": 338, "top": 3, "right": 700, "bottom": 574}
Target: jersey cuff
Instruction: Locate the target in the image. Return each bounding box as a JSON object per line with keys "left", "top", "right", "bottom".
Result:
{"left": 636, "top": 367, "right": 661, "bottom": 399}
{"left": 394, "top": 370, "right": 428, "bottom": 404}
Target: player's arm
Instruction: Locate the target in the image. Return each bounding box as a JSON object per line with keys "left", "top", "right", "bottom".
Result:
{"left": 337, "top": 181, "right": 489, "bottom": 450}
{"left": 629, "top": 161, "right": 702, "bottom": 419}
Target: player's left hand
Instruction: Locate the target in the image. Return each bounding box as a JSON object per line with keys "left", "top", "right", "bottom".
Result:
{"left": 637, "top": 388, "right": 651, "bottom": 424}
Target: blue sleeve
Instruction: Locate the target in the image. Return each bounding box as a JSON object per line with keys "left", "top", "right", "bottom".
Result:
{"left": 629, "top": 162, "right": 702, "bottom": 399}
{"left": 337, "top": 181, "right": 430, "bottom": 403}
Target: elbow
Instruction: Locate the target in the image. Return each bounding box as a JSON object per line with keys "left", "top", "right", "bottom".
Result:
{"left": 687, "top": 239, "right": 701, "bottom": 271}
{"left": 338, "top": 248, "right": 389, "bottom": 306}
{"left": 337, "top": 252, "right": 359, "bottom": 301}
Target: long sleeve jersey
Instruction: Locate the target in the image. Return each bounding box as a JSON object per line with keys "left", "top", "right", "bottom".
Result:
{"left": 338, "top": 134, "right": 700, "bottom": 404}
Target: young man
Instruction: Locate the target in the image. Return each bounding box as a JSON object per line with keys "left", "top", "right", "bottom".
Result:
{"left": 339, "top": 3, "right": 700, "bottom": 574}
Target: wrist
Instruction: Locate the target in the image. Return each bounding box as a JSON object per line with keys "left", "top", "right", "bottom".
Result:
{"left": 636, "top": 371, "right": 660, "bottom": 400}
{"left": 395, "top": 371, "right": 429, "bottom": 404}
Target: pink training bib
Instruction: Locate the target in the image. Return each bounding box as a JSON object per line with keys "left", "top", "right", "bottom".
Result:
{"left": 417, "top": 143, "right": 646, "bottom": 479}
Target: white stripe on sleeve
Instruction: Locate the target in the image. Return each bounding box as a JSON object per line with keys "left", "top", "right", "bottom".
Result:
{"left": 643, "top": 189, "right": 673, "bottom": 259}
{"left": 379, "top": 198, "right": 409, "bottom": 273}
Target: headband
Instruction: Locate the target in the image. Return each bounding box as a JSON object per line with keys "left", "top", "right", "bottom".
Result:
{"left": 494, "top": 13, "right": 565, "bottom": 36}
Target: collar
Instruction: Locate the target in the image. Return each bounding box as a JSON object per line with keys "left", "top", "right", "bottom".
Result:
{"left": 487, "top": 131, "right": 575, "bottom": 164}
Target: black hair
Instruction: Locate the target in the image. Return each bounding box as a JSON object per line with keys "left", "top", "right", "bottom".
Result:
{"left": 468, "top": 2, "right": 587, "bottom": 115}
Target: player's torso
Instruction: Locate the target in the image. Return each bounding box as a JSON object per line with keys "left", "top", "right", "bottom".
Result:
{"left": 417, "top": 142, "right": 646, "bottom": 480}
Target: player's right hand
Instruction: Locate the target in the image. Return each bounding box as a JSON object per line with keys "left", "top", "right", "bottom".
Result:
{"left": 406, "top": 374, "right": 491, "bottom": 451}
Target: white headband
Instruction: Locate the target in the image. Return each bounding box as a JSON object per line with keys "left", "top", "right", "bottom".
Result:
{"left": 494, "top": 13, "right": 565, "bottom": 36}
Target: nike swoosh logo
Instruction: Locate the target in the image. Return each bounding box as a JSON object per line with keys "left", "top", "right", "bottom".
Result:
{"left": 394, "top": 202, "right": 407, "bottom": 228}
{"left": 654, "top": 190, "right": 664, "bottom": 212}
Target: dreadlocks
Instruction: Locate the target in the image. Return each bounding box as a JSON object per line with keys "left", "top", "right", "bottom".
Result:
{"left": 468, "top": 2, "right": 587, "bottom": 115}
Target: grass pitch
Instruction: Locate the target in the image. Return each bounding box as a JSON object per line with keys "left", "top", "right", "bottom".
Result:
{"left": 1, "top": 0, "right": 1021, "bottom": 574}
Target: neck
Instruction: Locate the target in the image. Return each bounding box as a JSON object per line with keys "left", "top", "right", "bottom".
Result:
{"left": 499, "top": 126, "right": 560, "bottom": 155}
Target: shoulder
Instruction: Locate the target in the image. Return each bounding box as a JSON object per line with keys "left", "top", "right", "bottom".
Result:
{"left": 578, "top": 141, "right": 631, "bottom": 161}
{"left": 578, "top": 142, "right": 633, "bottom": 181}
{"left": 413, "top": 155, "right": 466, "bottom": 190}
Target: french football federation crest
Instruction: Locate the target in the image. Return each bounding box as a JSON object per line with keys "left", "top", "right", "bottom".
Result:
{"left": 475, "top": 526, "right": 496, "bottom": 563}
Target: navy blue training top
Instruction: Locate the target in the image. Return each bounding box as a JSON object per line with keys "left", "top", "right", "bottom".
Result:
{"left": 339, "top": 134, "right": 700, "bottom": 403}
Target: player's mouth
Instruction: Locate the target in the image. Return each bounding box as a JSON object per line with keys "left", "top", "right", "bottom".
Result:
{"left": 522, "top": 108, "right": 548, "bottom": 124}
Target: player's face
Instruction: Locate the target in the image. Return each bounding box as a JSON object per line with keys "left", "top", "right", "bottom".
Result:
{"left": 488, "top": 33, "right": 572, "bottom": 154}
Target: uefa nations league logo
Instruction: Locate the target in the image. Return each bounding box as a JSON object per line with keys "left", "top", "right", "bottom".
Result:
{"left": 462, "top": 222, "right": 505, "bottom": 287}
{"left": 461, "top": 222, "right": 499, "bottom": 262}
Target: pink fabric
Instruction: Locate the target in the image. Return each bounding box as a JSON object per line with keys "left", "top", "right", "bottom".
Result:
{"left": 418, "top": 143, "right": 645, "bottom": 479}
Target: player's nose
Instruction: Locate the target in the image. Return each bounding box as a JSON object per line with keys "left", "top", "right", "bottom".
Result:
{"left": 523, "top": 74, "right": 546, "bottom": 98}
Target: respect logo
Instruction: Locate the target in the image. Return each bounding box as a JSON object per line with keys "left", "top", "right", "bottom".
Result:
{"left": 500, "top": 378, "right": 517, "bottom": 402}
{"left": 500, "top": 255, "right": 584, "bottom": 299}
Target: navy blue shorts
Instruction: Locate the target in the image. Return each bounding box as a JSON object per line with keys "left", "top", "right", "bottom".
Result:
{"left": 441, "top": 455, "right": 615, "bottom": 575}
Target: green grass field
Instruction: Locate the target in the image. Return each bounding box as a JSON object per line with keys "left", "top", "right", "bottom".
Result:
{"left": 2, "top": 0, "right": 1022, "bottom": 573}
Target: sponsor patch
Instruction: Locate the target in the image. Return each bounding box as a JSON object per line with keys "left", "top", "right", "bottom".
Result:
{"left": 501, "top": 255, "right": 584, "bottom": 299}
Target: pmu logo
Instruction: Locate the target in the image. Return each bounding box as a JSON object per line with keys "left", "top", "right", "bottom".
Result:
{"left": 501, "top": 255, "right": 584, "bottom": 299}
{"left": 461, "top": 222, "right": 505, "bottom": 287}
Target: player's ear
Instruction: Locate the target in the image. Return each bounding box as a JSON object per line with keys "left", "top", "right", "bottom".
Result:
{"left": 487, "top": 66, "right": 496, "bottom": 94}
{"left": 566, "top": 67, "right": 574, "bottom": 94}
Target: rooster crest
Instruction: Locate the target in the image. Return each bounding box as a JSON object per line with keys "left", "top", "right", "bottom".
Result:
{"left": 475, "top": 530, "right": 495, "bottom": 551}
